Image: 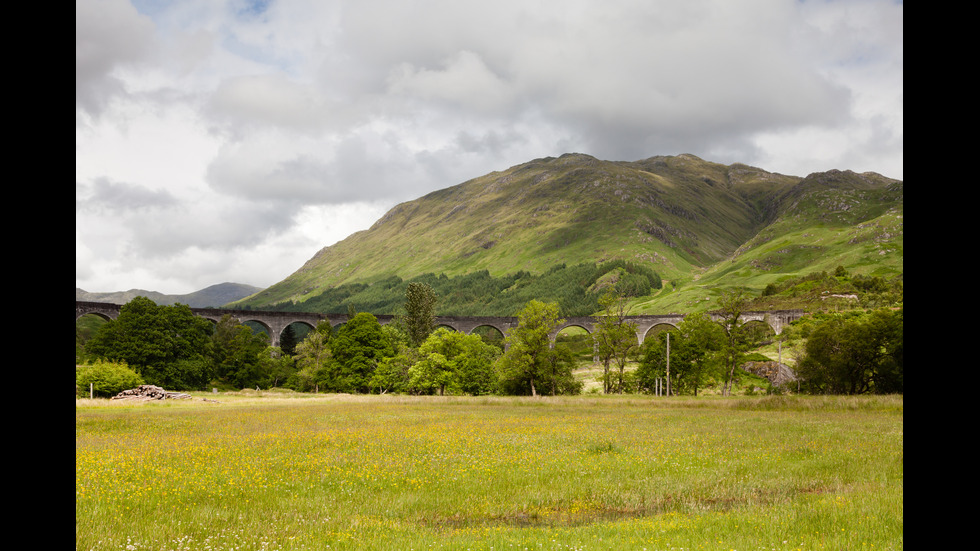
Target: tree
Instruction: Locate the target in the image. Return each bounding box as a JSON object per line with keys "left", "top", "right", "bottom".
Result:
{"left": 84, "top": 297, "right": 215, "bottom": 390}
{"left": 407, "top": 327, "right": 500, "bottom": 395}
{"left": 144, "top": 358, "right": 213, "bottom": 391}
{"left": 636, "top": 329, "right": 675, "bottom": 394}
{"left": 290, "top": 327, "right": 333, "bottom": 392}
{"left": 717, "top": 288, "right": 751, "bottom": 396}
{"left": 638, "top": 313, "right": 726, "bottom": 396}
{"left": 328, "top": 312, "right": 394, "bottom": 393}
{"left": 592, "top": 290, "right": 639, "bottom": 393}
{"left": 85, "top": 296, "right": 170, "bottom": 371}
{"left": 495, "top": 300, "right": 573, "bottom": 396}
{"left": 262, "top": 348, "right": 296, "bottom": 388}
{"left": 279, "top": 324, "right": 299, "bottom": 356}
{"left": 539, "top": 342, "right": 582, "bottom": 396}
{"left": 404, "top": 282, "right": 437, "bottom": 347}
{"left": 454, "top": 335, "right": 501, "bottom": 396}
{"left": 872, "top": 308, "right": 903, "bottom": 394}
{"left": 408, "top": 351, "right": 453, "bottom": 395}
{"left": 674, "top": 313, "right": 727, "bottom": 395}
{"left": 371, "top": 347, "right": 418, "bottom": 394}
{"left": 796, "top": 308, "right": 903, "bottom": 394}
{"left": 209, "top": 314, "right": 272, "bottom": 389}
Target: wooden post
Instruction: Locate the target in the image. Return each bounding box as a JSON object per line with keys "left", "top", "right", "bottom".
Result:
{"left": 90, "top": 383, "right": 93, "bottom": 399}
{"left": 665, "top": 332, "right": 670, "bottom": 397}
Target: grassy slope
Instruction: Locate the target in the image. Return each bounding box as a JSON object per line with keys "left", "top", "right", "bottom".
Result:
{"left": 639, "top": 172, "right": 903, "bottom": 314}
{"left": 235, "top": 154, "right": 903, "bottom": 314}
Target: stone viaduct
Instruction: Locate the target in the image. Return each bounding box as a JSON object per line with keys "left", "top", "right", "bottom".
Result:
{"left": 76, "top": 301, "right": 805, "bottom": 348}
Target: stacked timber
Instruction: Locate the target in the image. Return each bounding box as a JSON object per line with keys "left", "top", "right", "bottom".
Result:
{"left": 112, "top": 384, "right": 193, "bottom": 401}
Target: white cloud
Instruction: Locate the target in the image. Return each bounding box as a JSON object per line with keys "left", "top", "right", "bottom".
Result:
{"left": 76, "top": 0, "right": 903, "bottom": 295}
{"left": 387, "top": 50, "right": 519, "bottom": 115}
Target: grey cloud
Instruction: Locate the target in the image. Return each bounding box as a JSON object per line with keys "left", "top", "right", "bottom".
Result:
{"left": 76, "top": 0, "right": 156, "bottom": 116}
{"left": 206, "top": 73, "right": 339, "bottom": 134}
{"left": 119, "top": 198, "right": 298, "bottom": 259}
{"left": 326, "top": 0, "right": 855, "bottom": 162}
{"left": 205, "top": 147, "right": 337, "bottom": 203}
{"left": 205, "top": 137, "right": 424, "bottom": 205}
{"left": 202, "top": 0, "right": 866, "bottom": 198}
{"left": 455, "top": 129, "right": 527, "bottom": 156}
{"left": 76, "top": 176, "right": 298, "bottom": 262}
{"left": 386, "top": 50, "right": 520, "bottom": 116}
{"left": 77, "top": 178, "right": 179, "bottom": 213}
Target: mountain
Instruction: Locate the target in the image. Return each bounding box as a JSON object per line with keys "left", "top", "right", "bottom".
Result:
{"left": 76, "top": 282, "right": 264, "bottom": 308}
{"left": 233, "top": 153, "right": 902, "bottom": 314}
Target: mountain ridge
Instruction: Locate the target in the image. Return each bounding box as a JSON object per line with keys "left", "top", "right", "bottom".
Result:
{"left": 76, "top": 282, "right": 263, "bottom": 308}
{"left": 78, "top": 153, "right": 901, "bottom": 314}
{"left": 235, "top": 153, "right": 901, "bottom": 312}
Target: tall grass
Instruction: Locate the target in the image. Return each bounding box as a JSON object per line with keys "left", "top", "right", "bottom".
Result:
{"left": 76, "top": 393, "right": 902, "bottom": 550}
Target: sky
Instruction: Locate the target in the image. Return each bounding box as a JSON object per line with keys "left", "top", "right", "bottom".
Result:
{"left": 76, "top": 0, "right": 903, "bottom": 295}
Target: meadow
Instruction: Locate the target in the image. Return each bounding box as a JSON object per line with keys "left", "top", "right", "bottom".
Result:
{"left": 76, "top": 392, "right": 903, "bottom": 550}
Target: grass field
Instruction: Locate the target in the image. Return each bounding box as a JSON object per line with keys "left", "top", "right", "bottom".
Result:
{"left": 76, "top": 392, "right": 903, "bottom": 550}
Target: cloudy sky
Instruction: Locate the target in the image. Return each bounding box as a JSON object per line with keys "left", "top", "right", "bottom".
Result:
{"left": 76, "top": 0, "right": 903, "bottom": 295}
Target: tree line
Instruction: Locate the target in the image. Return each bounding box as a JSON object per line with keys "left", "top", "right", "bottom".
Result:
{"left": 76, "top": 283, "right": 902, "bottom": 398}
{"left": 75, "top": 287, "right": 582, "bottom": 397}
{"left": 258, "top": 260, "right": 662, "bottom": 317}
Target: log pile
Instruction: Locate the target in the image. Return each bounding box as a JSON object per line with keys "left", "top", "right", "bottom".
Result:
{"left": 741, "top": 361, "right": 797, "bottom": 387}
{"left": 112, "top": 384, "right": 193, "bottom": 401}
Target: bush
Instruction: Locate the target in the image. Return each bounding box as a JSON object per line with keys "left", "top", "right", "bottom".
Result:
{"left": 141, "top": 358, "right": 213, "bottom": 391}
{"left": 76, "top": 360, "right": 144, "bottom": 398}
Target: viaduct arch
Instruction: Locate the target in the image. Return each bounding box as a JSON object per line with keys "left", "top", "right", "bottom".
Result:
{"left": 76, "top": 301, "right": 805, "bottom": 348}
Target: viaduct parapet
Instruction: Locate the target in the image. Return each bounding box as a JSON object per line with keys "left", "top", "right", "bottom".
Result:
{"left": 76, "top": 301, "right": 805, "bottom": 348}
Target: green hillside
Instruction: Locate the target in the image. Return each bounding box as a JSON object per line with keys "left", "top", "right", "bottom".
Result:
{"left": 234, "top": 153, "right": 902, "bottom": 315}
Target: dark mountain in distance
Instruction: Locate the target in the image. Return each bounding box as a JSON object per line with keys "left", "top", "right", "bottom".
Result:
{"left": 76, "top": 282, "right": 263, "bottom": 308}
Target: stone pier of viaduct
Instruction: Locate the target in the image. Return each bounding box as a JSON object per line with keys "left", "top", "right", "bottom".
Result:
{"left": 76, "top": 301, "right": 805, "bottom": 348}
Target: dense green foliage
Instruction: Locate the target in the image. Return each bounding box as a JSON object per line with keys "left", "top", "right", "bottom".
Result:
{"left": 495, "top": 300, "right": 582, "bottom": 396}
{"left": 75, "top": 360, "right": 144, "bottom": 397}
{"left": 80, "top": 299, "right": 289, "bottom": 392}
{"left": 755, "top": 266, "right": 903, "bottom": 311}
{"left": 717, "top": 288, "right": 753, "bottom": 396}
{"left": 636, "top": 313, "right": 727, "bottom": 396}
{"left": 792, "top": 308, "right": 903, "bottom": 394}
{"left": 592, "top": 291, "right": 640, "bottom": 393}
{"left": 403, "top": 282, "right": 437, "bottom": 346}
{"left": 77, "top": 261, "right": 903, "bottom": 396}
{"left": 323, "top": 312, "right": 395, "bottom": 393}
{"left": 410, "top": 328, "right": 500, "bottom": 395}
{"left": 84, "top": 297, "right": 216, "bottom": 389}
{"left": 264, "top": 260, "right": 661, "bottom": 317}
{"left": 286, "top": 322, "right": 333, "bottom": 391}
{"left": 210, "top": 314, "right": 273, "bottom": 389}
{"left": 279, "top": 324, "right": 298, "bottom": 356}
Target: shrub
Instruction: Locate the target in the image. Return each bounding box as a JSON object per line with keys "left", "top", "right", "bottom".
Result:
{"left": 76, "top": 360, "right": 144, "bottom": 398}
